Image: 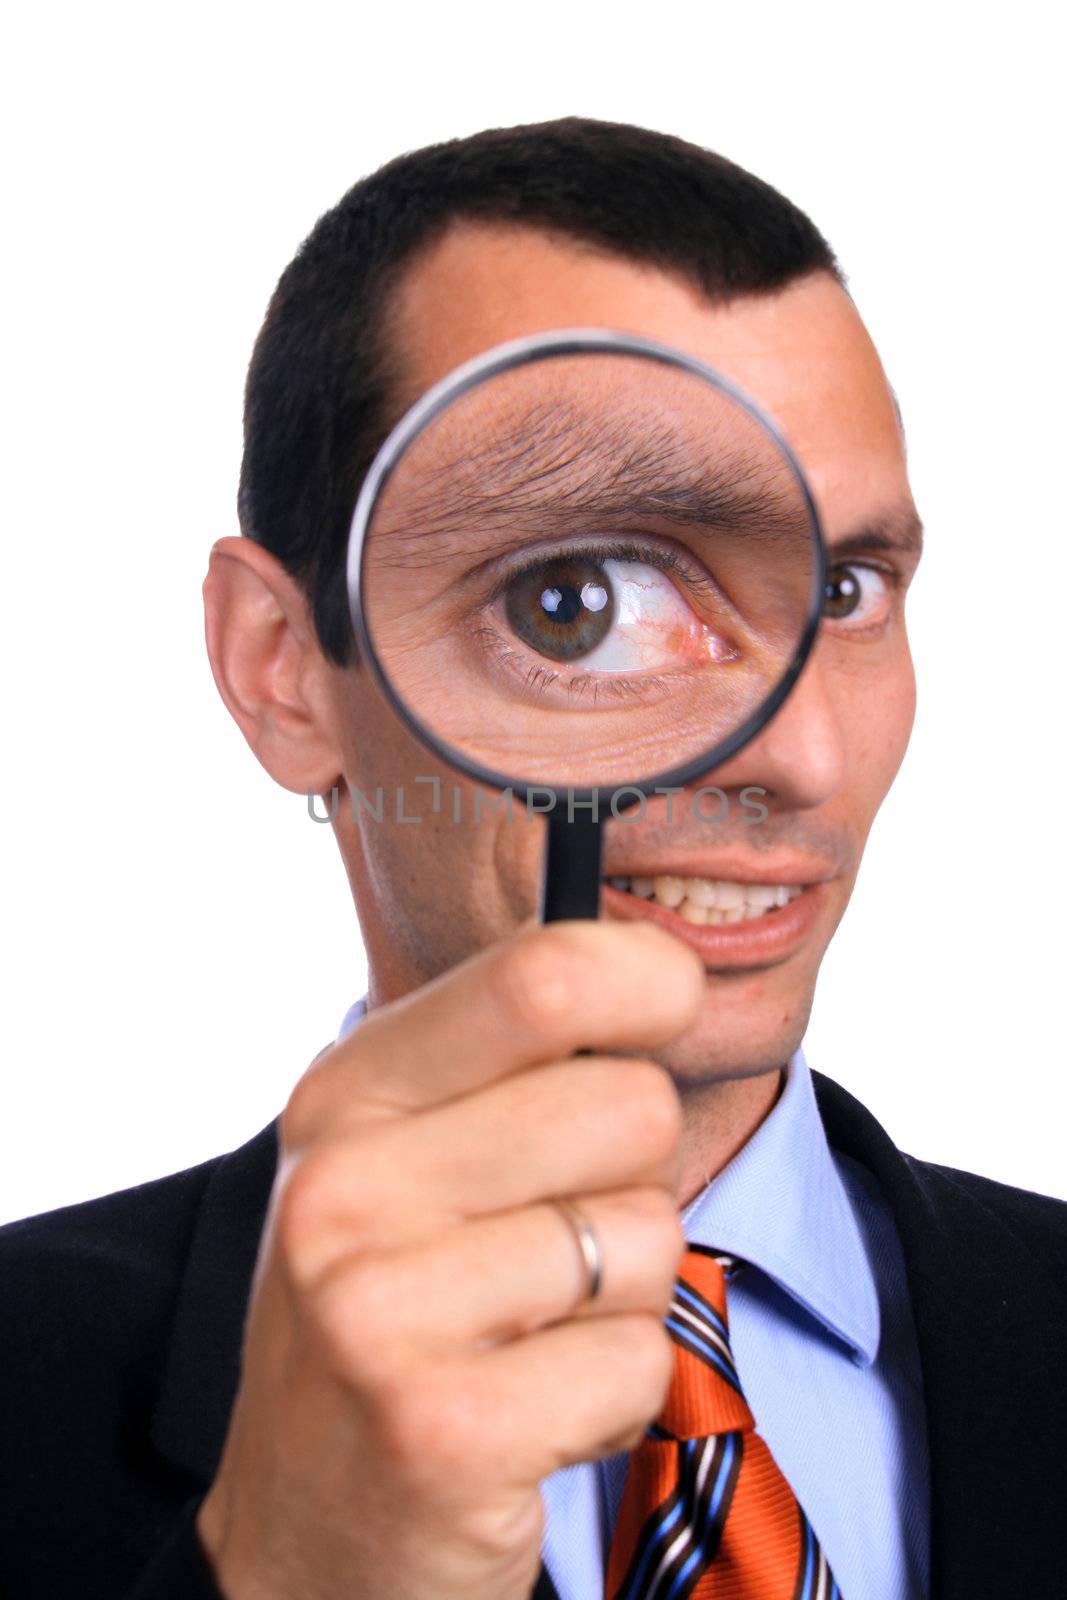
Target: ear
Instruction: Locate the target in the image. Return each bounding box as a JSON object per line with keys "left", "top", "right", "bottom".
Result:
{"left": 202, "top": 535, "right": 343, "bottom": 795}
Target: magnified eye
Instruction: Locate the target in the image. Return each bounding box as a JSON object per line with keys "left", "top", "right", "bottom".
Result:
{"left": 823, "top": 563, "right": 891, "bottom": 627}
{"left": 505, "top": 555, "right": 614, "bottom": 662}
{"left": 502, "top": 553, "right": 739, "bottom": 672}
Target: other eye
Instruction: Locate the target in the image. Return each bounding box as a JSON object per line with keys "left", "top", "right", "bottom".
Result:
{"left": 502, "top": 554, "right": 739, "bottom": 672}
{"left": 822, "top": 563, "right": 891, "bottom": 627}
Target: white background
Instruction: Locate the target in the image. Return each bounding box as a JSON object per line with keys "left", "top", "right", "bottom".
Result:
{"left": 1, "top": 2, "right": 1064, "bottom": 1223}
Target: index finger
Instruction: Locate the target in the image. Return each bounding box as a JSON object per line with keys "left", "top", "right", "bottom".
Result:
{"left": 284, "top": 919, "right": 704, "bottom": 1137}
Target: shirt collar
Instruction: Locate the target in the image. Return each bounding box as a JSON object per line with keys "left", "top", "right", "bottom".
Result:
{"left": 682, "top": 1048, "right": 881, "bottom": 1366}
{"left": 338, "top": 996, "right": 368, "bottom": 1039}
{"left": 337, "top": 1001, "right": 879, "bottom": 1365}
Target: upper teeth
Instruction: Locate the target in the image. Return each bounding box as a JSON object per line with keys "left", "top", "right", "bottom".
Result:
{"left": 607, "top": 875, "right": 804, "bottom": 924}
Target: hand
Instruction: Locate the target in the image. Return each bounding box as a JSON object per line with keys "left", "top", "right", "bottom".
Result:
{"left": 196, "top": 920, "right": 704, "bottom": 1600}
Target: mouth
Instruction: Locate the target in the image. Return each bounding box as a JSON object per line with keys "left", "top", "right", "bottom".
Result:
{"left": 601, "top": 869, "right": 830, "bottom": 970}
{"left": 606, "top": 874, "right": 804, "bottom": 925}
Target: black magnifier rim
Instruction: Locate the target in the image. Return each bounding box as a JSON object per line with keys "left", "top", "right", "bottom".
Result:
{"left": 345, "top": 328, "right": 827, "bottom": 806}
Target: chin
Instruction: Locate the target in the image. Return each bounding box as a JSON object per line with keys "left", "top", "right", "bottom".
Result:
{"left": 653, "top": 974, "right": 815, "bottom": 1086}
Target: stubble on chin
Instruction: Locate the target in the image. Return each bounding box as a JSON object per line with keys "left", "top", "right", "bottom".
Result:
{"left": 645, "top": 971, "right": 816, "bottom": 1088}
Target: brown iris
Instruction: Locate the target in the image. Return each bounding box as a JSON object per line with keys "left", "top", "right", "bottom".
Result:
{"left": 822, "top": 565, "right": 861, "bottom": 619}
{"left": 504, "top": 556, "right": 616, "bottom": 662}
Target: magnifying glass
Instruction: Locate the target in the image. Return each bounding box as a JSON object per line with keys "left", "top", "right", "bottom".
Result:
{"left": 346, "top": 331, "right": 825, "bottom": 923}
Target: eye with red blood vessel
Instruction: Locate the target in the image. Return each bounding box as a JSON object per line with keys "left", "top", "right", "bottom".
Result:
{"left": 502, "top": 552, "right": 741, "bottom": 672}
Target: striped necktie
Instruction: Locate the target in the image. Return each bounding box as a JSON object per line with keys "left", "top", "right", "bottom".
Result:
{"left": 604, "top": 1245, "right": 841, "bottom": 1600}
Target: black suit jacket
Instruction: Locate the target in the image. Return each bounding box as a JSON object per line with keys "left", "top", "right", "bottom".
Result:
{"left": 2, "top": 1072, "right": 1065, "bottom": 1599}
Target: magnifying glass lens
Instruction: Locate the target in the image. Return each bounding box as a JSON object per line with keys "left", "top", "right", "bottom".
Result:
{"left": 356, "top": 347, "right": 820, "bottom": 795}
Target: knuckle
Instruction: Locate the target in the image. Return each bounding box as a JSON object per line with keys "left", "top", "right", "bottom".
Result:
{"left": 375, "top": 1371, "right": 483, "bottom": 1485}
{"left": 309, "top": 1261, "right": 401, "bottom": 1387}
{"left": 490, "top": 928, "right": 585, "bottom": 1037}
{"left": 613, "top": 1182, "right": 677, "bottom": 1232}
{"left": 279, "top": 1064, "right": 333, "bottom": 1151}
{"left": 273, "top": 1144, "right": 360, "bottom": 1270}
{"left": 273, "top": 1155, "right": 323, "bottom": 1263}
{"left": 320, "top": 1257, "right": 397, "bottom": 1349}
{"left": 630, "top": 1188, "right": 686, "bottom": 1270}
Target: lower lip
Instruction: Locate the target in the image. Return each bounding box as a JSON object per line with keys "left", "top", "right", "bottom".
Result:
{"left": 602, "top": 882, "right": 826, "bottom": 970}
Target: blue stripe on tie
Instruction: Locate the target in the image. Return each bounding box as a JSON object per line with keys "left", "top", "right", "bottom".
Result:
{"left": 660, "top": 1435, "right": 738, "bottom": 1600}
{"left": 706, "top": 1434, "right": 738, "bottom": 1522}
{"left": 664, "top": 1316, "right": 734, "bottom": 1374}
{"left": 620, "top": 1490, "right": 686, "bottom": 1600}
{"left": 664, "top": 1317, "right": 740, "bottom": 1390}
{"left": 799, "top": 1519, "right": 816, "bottom": 1600}
{"left": 668, "top": 1297, "right": 733, "bottom": 1370}
{"left": 674, "top": 1281, "right": 728, "bottom": 1340}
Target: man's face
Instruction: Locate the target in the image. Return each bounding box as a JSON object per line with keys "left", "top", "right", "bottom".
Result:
{"left": 324, "top": 223, "right": 921, "bottom": 1084}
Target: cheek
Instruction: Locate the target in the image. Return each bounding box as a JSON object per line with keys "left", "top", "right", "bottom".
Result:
{"left": 839, "top": 634, "right": 917, "bottom": 811}
{"left": 341, "top": 691, "right": 538, "bottom": 926}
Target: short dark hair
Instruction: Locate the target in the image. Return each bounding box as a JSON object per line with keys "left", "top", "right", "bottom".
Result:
{"left": 239, "top": 116, "right": 841, "bottom": 664}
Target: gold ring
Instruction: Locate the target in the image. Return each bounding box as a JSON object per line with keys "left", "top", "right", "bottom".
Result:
{"left": 552, "top": 1197, "right": 604, "bottom": 1303}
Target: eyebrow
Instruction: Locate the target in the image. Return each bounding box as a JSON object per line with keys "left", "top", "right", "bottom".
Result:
{"left": 375, "top": 402, "right": 818, "bottom": 563}
{"left": 827, "top": 507, "right": 925, "bottom": 562}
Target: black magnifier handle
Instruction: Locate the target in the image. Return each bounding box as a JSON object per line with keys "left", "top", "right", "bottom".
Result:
{"left": 541, "top": 805, "right": 604, "bottom": 923}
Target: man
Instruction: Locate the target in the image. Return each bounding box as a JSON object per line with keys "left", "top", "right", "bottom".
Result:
{"left": 1, "top": 118, "right": 1064, "bottom": 1600}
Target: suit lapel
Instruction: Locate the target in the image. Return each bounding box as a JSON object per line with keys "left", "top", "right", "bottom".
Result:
{"left": 813, "top": 1072, "right": 1067, "bottom": 1598}
{"left": 150, "top": 1118, "right": 278, "bottom": 1480}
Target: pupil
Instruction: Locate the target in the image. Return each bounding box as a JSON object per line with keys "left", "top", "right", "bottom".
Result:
{"left": 824, "top": 567, "right": 860, "bottom": 618}
{"left": 540, "top": 585, "right": 582, "bottom": 625}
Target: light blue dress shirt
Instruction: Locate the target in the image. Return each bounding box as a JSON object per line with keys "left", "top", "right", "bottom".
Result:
{"left": 337, "top": 1003, "right": 929, "bottom": 1598}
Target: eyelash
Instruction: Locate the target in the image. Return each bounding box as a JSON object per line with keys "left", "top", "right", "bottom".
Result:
{"left": 483, "top": 537, "right": 722, "bottom": 609}
{"left": 469, "top": 623, "right": 677, "bottom": 705}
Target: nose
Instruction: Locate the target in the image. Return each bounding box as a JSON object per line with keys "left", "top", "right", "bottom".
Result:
{"left": 715, "top": 651, "right": 846, "bottom": 811}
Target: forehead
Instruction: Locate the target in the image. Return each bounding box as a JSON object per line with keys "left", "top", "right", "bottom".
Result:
{"left": 387, "top": 221, "right": 911, "bottom": 541}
